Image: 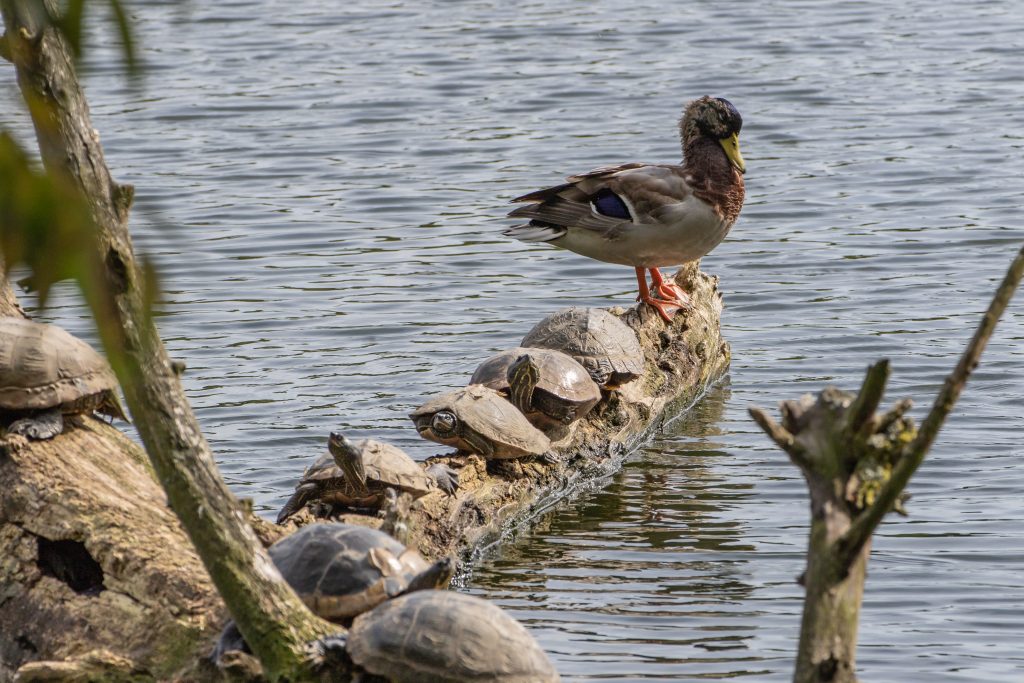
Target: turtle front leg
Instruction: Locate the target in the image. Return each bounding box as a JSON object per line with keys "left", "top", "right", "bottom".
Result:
{"left": 425, "top": 463, "right": 459, "bottom": 495}
{"left": 8, "top": 408, "right": 64, "bottom": 440}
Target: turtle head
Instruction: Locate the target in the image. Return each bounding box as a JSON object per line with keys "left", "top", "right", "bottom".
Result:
{"left": 423, "top": 410, "right": 458, "bottom": 439}
{"left": 328, "top": 432, "right": 369, "bottom": 495}
{"left": 406, "top": 555, "right": 457, "bottom": 593}
{"left": 506, "top": 354, "right": 541, "bottom": 414}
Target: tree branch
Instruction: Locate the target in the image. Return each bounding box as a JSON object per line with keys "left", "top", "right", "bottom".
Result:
{"left": 749, "top": 405, "right": 810, "bottom": 469}
{"left": 0, "top": 1, "right": 333, "bottom": 678}
{"left": 840, "top": 245, "right": 1024, "bottom": 565}
{"left": 844, "top": 360, "right": 890, "bottom": 436}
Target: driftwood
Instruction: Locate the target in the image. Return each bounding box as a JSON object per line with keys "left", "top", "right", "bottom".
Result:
{"left": 750, "top": 245, "right": 1024, "bottom": 683}
{"left": 286, "top": 263, "right": 730, "bottom": 564}
{"left": 0, "top": 420, "right": 222, "bottom": 682}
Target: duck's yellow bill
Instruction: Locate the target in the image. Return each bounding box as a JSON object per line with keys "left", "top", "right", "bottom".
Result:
{"left": 718, "top": 133, "right": 745, "bottom": 174}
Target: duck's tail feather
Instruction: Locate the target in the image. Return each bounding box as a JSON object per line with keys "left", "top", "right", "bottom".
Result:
{"left": 503, "top": 223, "right": 566, "bottom": 243}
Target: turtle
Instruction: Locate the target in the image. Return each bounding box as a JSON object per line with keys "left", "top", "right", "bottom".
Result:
{"left": 276, "top": 432, "right": 459, "bottom": 524}
{"left": 520, "top": 307, "right": 644, "bottom": 388}
{"left": 469, "top": 347, "right": 601, "bottom": 434}
{"left": 214, "top": 523, "right": 456, "bottom": 661}
{"left": 0, "top": 316, "right": 128, "bottom": 440}
{"left": 343, "top": 590, "right": 560, "bottom": 682}
{"left": 410, "top": 384, "right": 551, "bottom": 459}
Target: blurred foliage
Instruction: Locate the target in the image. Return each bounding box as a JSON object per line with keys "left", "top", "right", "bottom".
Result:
{"left": 1, "top": 0, "right": 139, "bottom": 311}
{"left": 55, "top": 0, "right": 139, "bottom": 76}
{"left": 0, "top": 131, "right": 106, "bottom": 309}
{"left": 1, "top": 0, "right": 161, "bottom": 378}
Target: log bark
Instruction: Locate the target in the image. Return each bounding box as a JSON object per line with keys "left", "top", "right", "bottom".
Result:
{"left": 285, "top": 262, "right": 730, "bottom": 563}
{"left": 0, "top": 1, "right": 332, "bottom": 680}
{"left": 750, "top": 245, "right": 1024, "bottom": 683}
{"left": 0, "top": 420, "right": 222, "bottom": 682}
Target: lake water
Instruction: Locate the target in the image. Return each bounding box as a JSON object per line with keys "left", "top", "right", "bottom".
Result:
{"left": 2, "top": 0, "right": 1023, "bottom": 680}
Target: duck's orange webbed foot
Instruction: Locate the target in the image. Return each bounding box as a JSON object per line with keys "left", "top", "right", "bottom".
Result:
{"left": 635, "top": 267, "right": 691, "bottom": 322}
{"left": 648, "top": 268, "right": 691, "bottom": 307}
{"left": 640, "top": 294, "right": 686, "bottom": 322}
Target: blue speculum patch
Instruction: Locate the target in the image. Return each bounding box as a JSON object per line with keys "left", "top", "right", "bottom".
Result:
{"left": 592, "top": 189, "right": 632, "bottom": 219}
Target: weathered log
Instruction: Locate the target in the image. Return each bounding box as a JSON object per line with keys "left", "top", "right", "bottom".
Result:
{"left": 286, "top": 261, "right": 730, "bottom": 562}
{"left": 0, "top": 0, "right": 332, "bottom": 679}
{"left": 749, "top": 245, "right": 1024, "bottom": 683}
{"left": 0, "top": 420, "right": 222, "bottom": 682}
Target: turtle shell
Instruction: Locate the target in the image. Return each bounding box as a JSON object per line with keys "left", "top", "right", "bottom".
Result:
{"left": 410, "top": 384, "right": 551, "bottom": 459}
{"left": 275, "top": 438, "right": 454, "bottom": 523}
{"left": 300, "top": 439, "right": 435, "bottom": 499}
{"left": 347, "top": 590, "right": 560, "bottom": 683}
{"left": 520, "top": 307, "right": 644, "bottom": 388}
{"left": 470, "top": 347, "right": 600, "bottom": 433}
{"left": 0, "top": 317, "right": 123, "bottom": 415}
{"left": 269, "top": 523, "right": 447, "bottom": 621}
{"left": 333, "top": 439, "right": 434, "bottom": 494}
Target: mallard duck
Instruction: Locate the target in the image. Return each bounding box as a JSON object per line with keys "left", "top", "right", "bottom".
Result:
{"left": 505, "top": 96, "right": 745, "bottom": 322}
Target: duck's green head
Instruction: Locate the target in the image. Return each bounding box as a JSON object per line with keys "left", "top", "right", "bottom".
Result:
{"left": 681, "top": 96, "right": 746, "bottom": 174}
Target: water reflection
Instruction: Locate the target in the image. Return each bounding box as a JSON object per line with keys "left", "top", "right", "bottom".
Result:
{"left": 468, "top": 387, "right": 772, "bottom": 680}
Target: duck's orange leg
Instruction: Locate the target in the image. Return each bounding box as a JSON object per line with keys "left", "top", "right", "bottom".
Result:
{"left": 648, "top": 268, "right": 691, "bottom": 309}
{"left": 635, "top": 267, "right": 685, "bottom": 322}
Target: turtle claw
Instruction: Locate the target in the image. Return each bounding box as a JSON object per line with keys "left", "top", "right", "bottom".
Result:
{"left": 426, "top": 463, "right": 459, "bottom": 495}
{"left": 305, "top": 633, "right": 351, "bottom": 674}
{"left": 8, "top": 409, "right": 63, "bottom": 440}
{"left": 539, "top": 451, "right": 561, "bottom": 466}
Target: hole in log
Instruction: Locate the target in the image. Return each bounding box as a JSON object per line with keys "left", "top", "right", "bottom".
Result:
{"left": 36, "top": 537, "right": 106, "bottom": 595}
{"left": 15, "top": 634, "right": 37, "bottom": 654}
{"left": 105, "top": 247, "right": 129, "bottom": 294}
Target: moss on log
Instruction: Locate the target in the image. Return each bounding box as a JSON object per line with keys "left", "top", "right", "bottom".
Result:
{"left": 285, "top": 261, "right": 730, "bottom": 563}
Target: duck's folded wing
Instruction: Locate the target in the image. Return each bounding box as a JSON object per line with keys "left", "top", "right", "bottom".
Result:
{"left": 505, "top": 163, "right": 688, "bottom": 243}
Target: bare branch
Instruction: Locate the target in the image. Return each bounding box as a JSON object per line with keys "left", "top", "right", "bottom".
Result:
{"left": 749, "top": 405, "right": 810, "bottom": 468}
{"left": 844, "top": 360, "right": 890, "bottom": 436}
{"left": 876, "top": 398, "right": 913, "bottom": 433}
{"left": 840, "top": 245, "right": 1024, "bottom": 566}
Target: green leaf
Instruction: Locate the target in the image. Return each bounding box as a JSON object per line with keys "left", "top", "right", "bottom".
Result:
{"left": 55, "top": 0, "right": 86, "bottom": 61}
{"left": 106, "top": 0, "right": 138, "bottom": 77}
{"left": 0, "top": 132, "right": 102, "bottom": 308}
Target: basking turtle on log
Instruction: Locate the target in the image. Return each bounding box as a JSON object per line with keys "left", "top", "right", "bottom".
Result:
{"left": 0, "top": 317, "right": 128, "bottom": 440}
{"left": 470, "top": 347, "right": 601, "bottom": 435}
{"left": 276, "top": 433, "right": 458, "bottom": 524}
{"left": 411, "top": 384, "right": 552, "bottom": 459}
{"left": 214, "top": 523, "right": 455, "bottom": 662}
{"left": 340, "top": 590, "right": 560, "bottom": 682}
{"left": 520, "top": 307, "right": 644, "bottom": 389}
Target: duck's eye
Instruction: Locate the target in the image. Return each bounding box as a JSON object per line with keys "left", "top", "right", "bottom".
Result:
{"left": 431, "top": 411, "right": 458, "bottom": 437}
{"left": 591, "top": 189, "right": 632, "bottom": 220}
